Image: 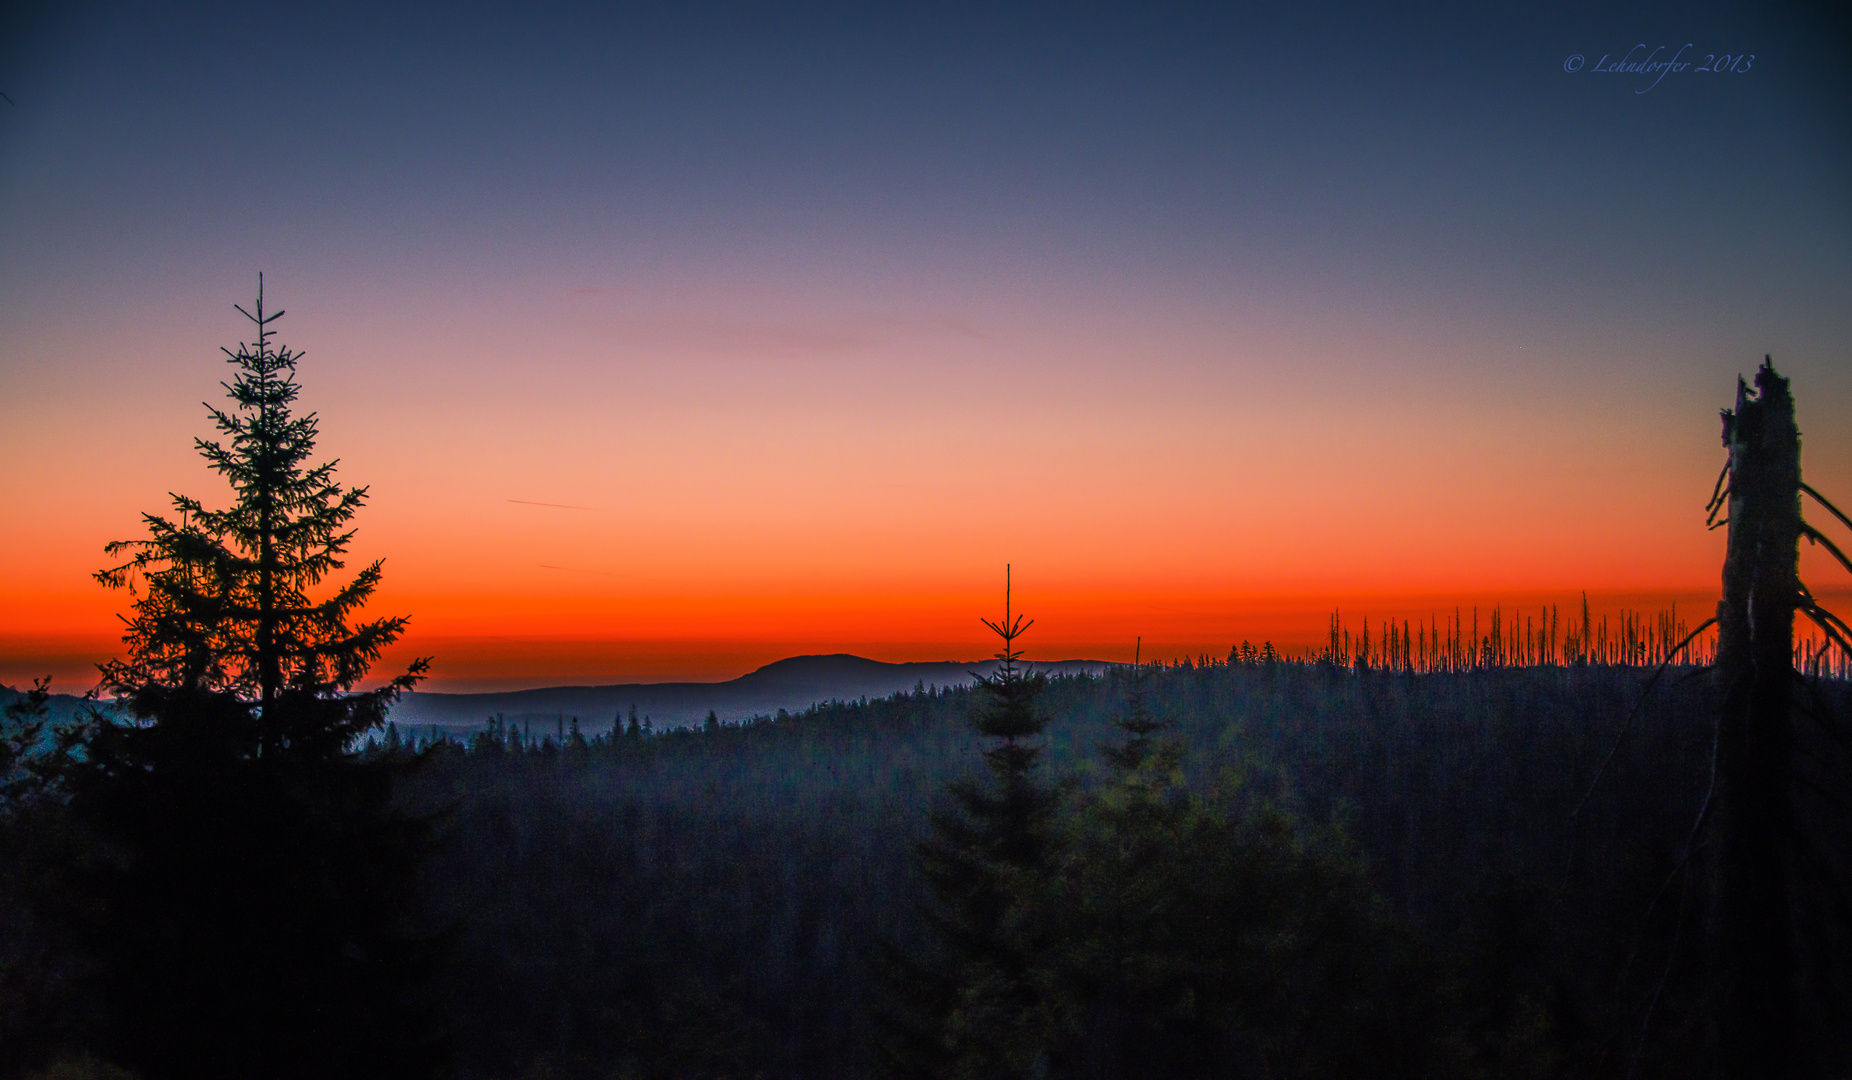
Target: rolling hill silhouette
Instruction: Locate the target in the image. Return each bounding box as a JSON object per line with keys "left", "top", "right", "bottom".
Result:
{"left": 383, "top": 653, "right": 1111, "bottom": 735}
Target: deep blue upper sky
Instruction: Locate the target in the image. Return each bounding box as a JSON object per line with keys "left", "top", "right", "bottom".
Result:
{"left": 5, "top": 0, "right": 1845, "bottom": 315}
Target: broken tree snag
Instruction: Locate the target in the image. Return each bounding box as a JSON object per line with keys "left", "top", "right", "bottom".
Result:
{"left": 1710, "top": 357, "right": 1800, "bottom": 1080}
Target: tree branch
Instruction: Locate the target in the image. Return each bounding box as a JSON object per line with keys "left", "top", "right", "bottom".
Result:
{"left": 1800, "top": 523, "right": 1852, "bottom": 578}
{"left": 1801, "top": 481, "right": 1852, "bottom": 534}
{"left": 1570, "top": 617, "right": 1717, "bottom": 822}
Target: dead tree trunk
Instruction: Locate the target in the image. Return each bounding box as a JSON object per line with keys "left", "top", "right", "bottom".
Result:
{"left": 1711, "top": 357, "right": 1800, "bottom": 1080}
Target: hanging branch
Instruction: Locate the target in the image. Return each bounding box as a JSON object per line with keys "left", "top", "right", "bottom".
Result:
{"left": 1706, "top": 459, "right": 1732, "bottom": 526}
{"left": 1800, "top": 523, "right": 1852, "bottom": 578}
{"left": 1611, "top": 678, "right": 1725, "bottom": 1080}
{"left": 1801, "top": 482, "right": 1852, "bottom": 534}
{"left": 1625, "top": 850, "right": 1701, "bottom": 1080}
{"left": 1796, "top": 600, "right": 1852, "bottom": 662}
{"left": 1570, "top": 617, "right": 1717, "bottom": 822}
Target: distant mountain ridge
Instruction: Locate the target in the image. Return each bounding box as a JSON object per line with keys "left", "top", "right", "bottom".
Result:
{"left": 6, "top": 655, "right": 1115, "bottom": 739}
{"left": 384, "top": 653, "right": 1113, "bottom": 734}
{"left": 0, "top": 685, "right": 110, "bottom": 727}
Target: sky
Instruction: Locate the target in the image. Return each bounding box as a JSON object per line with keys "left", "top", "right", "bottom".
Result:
{"left": 2, "top": 1, "right": 1849, "bottom": 691}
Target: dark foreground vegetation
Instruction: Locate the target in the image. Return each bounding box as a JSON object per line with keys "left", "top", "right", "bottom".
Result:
{"left": 362, "top": 648, "right": 1852, "bottom": 1079}
{"left": 2, "top": 288, "right": 1847, "bottom": 1080}
{"left": 8, "top": 648, "right": 1850, "bottom": 1079}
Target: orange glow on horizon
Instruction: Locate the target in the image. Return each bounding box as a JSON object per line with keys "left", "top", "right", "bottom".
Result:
{"left": 15, "top": 583, "right": 1851, "bottom": 694}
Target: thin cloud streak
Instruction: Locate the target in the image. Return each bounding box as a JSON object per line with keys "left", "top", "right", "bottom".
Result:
{"left": 507, "top": 499, "right": 595, "bottom": 510}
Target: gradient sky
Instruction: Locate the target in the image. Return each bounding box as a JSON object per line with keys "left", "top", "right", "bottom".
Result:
{"left": 3, "top": 1, "right": 1849, "bottom": 691}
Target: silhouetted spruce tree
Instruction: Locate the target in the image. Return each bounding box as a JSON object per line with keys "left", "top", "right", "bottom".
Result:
{"left": 1099, "top": 640, "right": 1163, "bottom": 775}
{"left": 1052, "top": 642, "right": 1200, "bottom": 1079}
{"left": 59, "top": 278, "right": 443, "bottom": 1080}
{"left": 881, "top": 567, "right": 1065, "bottom": 1080}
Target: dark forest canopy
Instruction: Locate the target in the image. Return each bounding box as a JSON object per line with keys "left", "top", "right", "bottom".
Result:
{"left": 7, "top": 639, "right": 1852, "bottom": 1078}
{"left": 356, "top": 657, "right": 1852, "bottom": 1078}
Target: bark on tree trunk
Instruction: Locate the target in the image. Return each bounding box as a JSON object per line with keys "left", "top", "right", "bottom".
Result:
{"left": 1711, "top": 357, "right": 1800, "bottom": 1080}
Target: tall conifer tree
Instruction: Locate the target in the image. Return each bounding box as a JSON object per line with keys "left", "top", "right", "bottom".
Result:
{"left": 64, "top": 278, "right": 442, "bottom": 1080}
{"left": 94, "top": 274, "right": 426, "bottom": 748}
{"left": 887, "top": 567, "right": 1064, "bottom": 1079}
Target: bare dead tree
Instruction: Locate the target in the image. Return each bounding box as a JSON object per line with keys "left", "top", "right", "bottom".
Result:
{"left": 1706, "top": 357, "right": 1852, "bottom": 1080}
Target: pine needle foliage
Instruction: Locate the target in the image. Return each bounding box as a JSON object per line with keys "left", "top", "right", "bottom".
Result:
{"left": 93, "top": 275, "right": 426, "bottom": 754}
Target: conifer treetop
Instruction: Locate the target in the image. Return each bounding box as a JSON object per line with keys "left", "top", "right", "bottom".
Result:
{"left": 95, "top": 276, "right": 425, "bottom": 750}
{"left": 972, "top": 563, "right": 1047, "bottom": 744}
